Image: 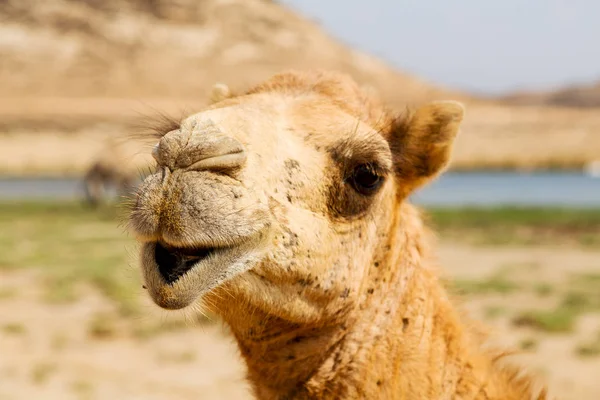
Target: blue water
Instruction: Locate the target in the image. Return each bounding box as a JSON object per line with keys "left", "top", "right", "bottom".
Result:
{"left": 410, "top": 172, "right": 600, "bottom": 207}
{"left": 0, "top": 172, "right": 599, "bottom": 207}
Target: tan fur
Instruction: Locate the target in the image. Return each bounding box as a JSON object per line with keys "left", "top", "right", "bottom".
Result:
{"left": 129, "top": 70, "right": 549, "bottom": 399}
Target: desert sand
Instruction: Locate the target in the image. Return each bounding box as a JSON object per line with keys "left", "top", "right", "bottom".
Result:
{"left": 1, "top": 242, "right": 599, "bottom": 400}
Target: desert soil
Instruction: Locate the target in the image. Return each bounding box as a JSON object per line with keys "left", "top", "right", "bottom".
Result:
{"left": 1, "top": 242, "right": 599, "bottom": 400}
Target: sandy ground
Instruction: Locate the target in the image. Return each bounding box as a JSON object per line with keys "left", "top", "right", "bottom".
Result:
{"left": 438, "top": 243, "right": 600, "bottom": 400}
{"left": 1, "top": 243, "right": 599, "bottom": 399}
{"left": 0, "top": 271, "right": 251, "bottom": 400}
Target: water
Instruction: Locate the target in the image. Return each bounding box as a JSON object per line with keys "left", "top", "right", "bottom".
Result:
{"left": 0, "top": 172, "right": 598, "bottom": 207}
{"left": 0, "top": 177, "right": 84, "bottom": 200}
{"left": 410, "top": 172, "right": 600, "bottom": 208}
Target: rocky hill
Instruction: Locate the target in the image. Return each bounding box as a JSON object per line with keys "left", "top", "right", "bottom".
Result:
{"left": 0, "top": 0, "right": 455, "bottom": 105}
{"left": 500, "top": 81, "right": 600, "bottom": 108}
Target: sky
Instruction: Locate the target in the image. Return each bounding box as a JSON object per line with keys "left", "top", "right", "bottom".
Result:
{"left": 280, "top": 0, "right": 599, "bottom": 95}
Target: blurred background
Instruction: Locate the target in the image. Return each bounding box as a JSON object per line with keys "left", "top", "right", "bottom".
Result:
{"left": 0, "top": 0, "right": 599, "bottom": 399}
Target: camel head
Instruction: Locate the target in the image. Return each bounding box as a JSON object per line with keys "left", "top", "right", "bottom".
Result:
{"left": 129, "top": 71, "right": 464, "bottom": 322}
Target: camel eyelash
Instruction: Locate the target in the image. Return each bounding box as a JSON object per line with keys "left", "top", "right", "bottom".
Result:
{"left": 342, "top": 160, "right": 388, "bottom": 179}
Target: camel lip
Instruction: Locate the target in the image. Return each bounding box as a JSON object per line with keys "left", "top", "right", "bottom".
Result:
{"left": 139, "top": 229, "right": 271, "bottom": 311}
{"left": 143, "top": 240, "right": 234, "bottom": 310}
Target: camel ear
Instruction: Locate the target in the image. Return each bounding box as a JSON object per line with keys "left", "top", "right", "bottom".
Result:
{"left": 209, "top": 83, "right": 232, "bottom": 104}
{"left": 389, "top": 101, "right": 464, "bottom": 195}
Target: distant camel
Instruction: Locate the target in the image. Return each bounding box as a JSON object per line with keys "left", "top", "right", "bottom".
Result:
{"left": 82, "top": 139, "right": 139, "bottom": 206}
{"left": 129, "top": 70, "right": 548, "bottom": 399}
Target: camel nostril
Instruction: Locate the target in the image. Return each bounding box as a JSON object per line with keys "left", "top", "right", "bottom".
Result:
{"left": 154, "top": 242, "right": 213, "bottom": 284}
{"left": 186, "top": 150, "right": 247, "bottom": 172}
{"left": 154, "top": 120, "right": 247, "bottom": 173}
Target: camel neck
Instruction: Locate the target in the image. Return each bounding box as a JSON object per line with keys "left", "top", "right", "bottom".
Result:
{"left": 226, "top": 263, "right": 456, "bottom": 400}
{"left": 222, "top": 216, "right": 447, "bottom": 399}
{"left": 212, "top": 204, "right": 544, "bottom": 399}
{"left": 230, "top": 311, "right": 351, "bottom": 399}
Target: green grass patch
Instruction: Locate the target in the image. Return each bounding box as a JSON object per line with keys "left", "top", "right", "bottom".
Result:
{"left": 512, "top": 308, "right": 576, "bottom": 333}
{"left": 570, "top": 273, "right": 600, "bottom": 288}
{"left": 450, "top": 270, "right": 520, "bottom": 296}
{"left": 2, "top": 322, "right": 26, "bottom": 335}
{"left": 533, "top": 283, "right": 554, "bottom": 297}
{"left": 0, "top": 201, "right": 139, "bottom": 315}
{"left": 0, "top": 287, "right": 17, "bottom": 300}
{"left": 71, "top": 379, "right": 95, "bottom": 398}
{"left": 512, "top": 285, "right": 600, "bottom": 333}
{"left": 565, "top": 273, "right": 600, "bottom": 312}
{"left": 575, "top": 331, "right": 600, "bottom": 358}
{"left": 519, "top": 337, "right": 539, "bottom": 351}
{"left": 576, "top": 341, "right": 600, "bottom": 357}
{"left": 427, "top": 207, "right": 600, "bottom": 246}
{"left": 31, "top": 362, "right": 57, "bottom": 385}
{"left": 483, "top": 305, "right": 508, "bottom": 320}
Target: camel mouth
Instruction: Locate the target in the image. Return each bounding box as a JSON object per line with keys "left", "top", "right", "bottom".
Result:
{"left": 154, "top": 241, "right": 217, "bottom": 284}
{"left": 140, "top": 230, "right": 271, "bottom": 311}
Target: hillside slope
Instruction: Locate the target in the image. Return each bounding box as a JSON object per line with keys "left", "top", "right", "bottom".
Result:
{"left": 0, "top": 0, "right": 454, "bottom": 105}
{"left": 501, "top": 81, "right": 600, "bottom": 108}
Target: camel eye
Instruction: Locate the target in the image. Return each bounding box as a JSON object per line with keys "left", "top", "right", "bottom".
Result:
{"left": 349, "top": 164, "right": 384, "bottom": 195}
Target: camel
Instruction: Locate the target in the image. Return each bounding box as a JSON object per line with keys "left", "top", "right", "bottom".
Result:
{"left": 128, "top": 70, "right": 548, "bottom": 399}
{"left": 83, "top": 151, "right": 138, "bottom": 207}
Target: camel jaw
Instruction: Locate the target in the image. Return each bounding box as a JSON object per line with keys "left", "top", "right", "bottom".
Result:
{"left": 139, "top": 233, "right": 269, "bottom": 310}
